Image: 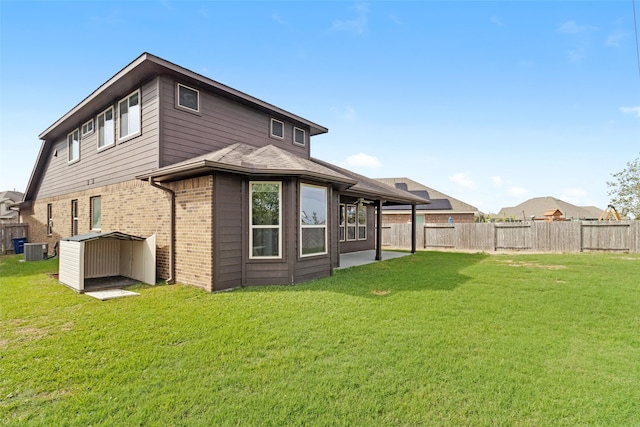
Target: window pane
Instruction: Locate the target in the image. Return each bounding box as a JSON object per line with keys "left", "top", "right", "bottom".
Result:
{"left": 271, "top": 120, "right": 283, "bottom": 138}
{"left": 301, "top": 228, "right": 326, "bottom": 255}
{"left": 301, "top": 185, "right": 326, "bottom": 225}
{"left": 294, "top": 128, "right": 305, "bottom": 144}
{"left": 129, "top": 97, "right": 140, "bottom": 135}
{"left": 339, "top": 226, "right": 345, "bottom": 241}
{"left": 179, "top": 85, "right": 199, "bottom": 111}
{"left": 347, "top": 205, "right": 356, "bottom": 224}
{"left": 68, "top": 131, "right": 79, "bottom": 161}
{"left": 358, "top": 226, "right": 366, "bottom": 240}
{"left": 251, "top": 183, "right": 280, "bottom": 225}
{"left": 358, "top": 205, "right": 366, "bottom": 225}
{"left": 92, "top": 197, "right": 101, "bottom": 230}
{"left": 252, "top": 228, "right": 279, "bottom": 257}
{"left": 347, "top": 226, "right": 356, "bottom": 240}
{"left": 119, "top": 100, "right": 129, "bottom": 137}
{"left": 340, "top": 205, "right": 345, "bottom": 226}
{"left": 104, "top": 111, "right": 114, "bottom": 146}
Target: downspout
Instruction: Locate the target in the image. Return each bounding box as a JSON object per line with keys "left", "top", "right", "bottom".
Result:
{"left": 149, "top": 177, "right": 175, "bottom": 284}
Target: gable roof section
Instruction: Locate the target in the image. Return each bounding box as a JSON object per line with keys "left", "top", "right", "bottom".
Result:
{"left": 498, "top": 196, "right": 602, "bottom": 220}
{"left": 0, "top": 191, "right": 24, "bottom": 204}
{"left": 137, "top": 143, "right": 356, "bottom": 189}
{"left": 375, "top": 177, "right": 479, "bottom": 212}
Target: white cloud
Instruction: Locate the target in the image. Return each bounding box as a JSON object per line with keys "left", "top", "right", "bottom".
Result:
{"left": 506, "top": 186, "right": 528, "bottom": 197}
{"left": 567, "top": 48, "right": 586, "bottom": 63}
{"left": 620, "top": 106, "right": 640, "bottom": 118}
{"left": 606, "top": 30, "right": 627, "bottom": 47}
{"left": 272, "top": 13, "right": 285, "bottom": 24}
{"left": 558, "top": 20, "right": 594, "bottom": 34}
{"left": 331, "top": 3, "right": 369, "bottom": 34}
{"left": 330, "top": 106, "right": 356, "bottom": 120}
{"left": 450, "top": 172, "right": 477, "bottom": 189}
{"left": 346, "top": 152, "right": 382, "bottom": 168}
{"left": 490, "top": 176, "right": 503, "bottom": 187}
{"left": 559, "top": 188, "right": 588, "bottom": 205}
{"left": 490, "top": 16, "right": 504, "bottom": 27}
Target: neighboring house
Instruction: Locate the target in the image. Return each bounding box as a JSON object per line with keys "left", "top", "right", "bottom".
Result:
{"left": 498, "top": 197, "right": 602, "bottom": 221}
{"left": 20, "top": 53, "right": 425, "bottom": 292}
{"left": 375, "top": 177, "right": 480, "bottom": 224}
{"left": 0, "top": 191, "right": 24, "bottom": 224}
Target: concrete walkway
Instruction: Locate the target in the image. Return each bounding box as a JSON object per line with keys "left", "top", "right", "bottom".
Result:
{"left": 337, "top": 250, "right": 411, "bottom": 269}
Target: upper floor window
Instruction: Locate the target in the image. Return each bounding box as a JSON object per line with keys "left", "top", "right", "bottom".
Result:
{"left": 67, "top": 129, "right": 80, "bottom": 163}
{"left": 118, "top": 90, "right": 141, "bottom": 140}
{"left": 270, "top": 118, "right": 284, "bottom": 139}
{"left": 300, "top": 184, "right": 327, "bottom": 257}
{"left": 293, "top": 127, "right": 305, "bottom": 146}
{"left": 81, "top": 119, "right": 94, "bottom": 136}
{"left": 97, "top": 106, "right": 114, "bottom": 150}
{"left": 250, "top": 181, "right": 281, "bottom": 259}
{"left": 177, "top": 83, "right": 200, "bottom": 112}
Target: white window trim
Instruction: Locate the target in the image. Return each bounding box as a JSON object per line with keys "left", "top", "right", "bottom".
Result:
{"left": 67, "top": 128, "right": 80, "bottom": 164}
{"left": 270, "top": 118, "right": 284, "bottom": 139}
{"left": 293, "top": 127, "right": 305, "bottom": 146}
{"left": 81, "top": 119, "right": 94, "bottom": 137}
{"left": 176, "top": 83, "right": 200, "bottom": 113}
{"left": 71, "top": 199, "right": 79, "bottom": 236}
{"left": 249, "top": 181, "right": 282, "bottom": 259}
{"left": 47, "top": 203, "right": 53, "bottom": 236}
{"left": 97, "top": 106, "right": 115, "bottom": 151}
{"left": 300, "top": 183, "right": 328, "bottom": 258}
{"left": 118, "top": 89, "right": 141, "bottom": 142}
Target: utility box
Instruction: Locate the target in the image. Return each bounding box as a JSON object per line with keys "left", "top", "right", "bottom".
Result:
{"left": 24, "top": 243, "right": 48, "bottom": 261}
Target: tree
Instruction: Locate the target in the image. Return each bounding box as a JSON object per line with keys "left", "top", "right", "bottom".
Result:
{"left": 607, "top": 155, "right": 640, "bottom": 219}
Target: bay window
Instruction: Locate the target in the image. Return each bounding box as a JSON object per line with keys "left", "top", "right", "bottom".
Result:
{"left": 300, "top": 184, "right": 327, "bottom": 256}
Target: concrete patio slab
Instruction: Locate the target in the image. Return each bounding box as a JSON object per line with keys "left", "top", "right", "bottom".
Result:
{"left": 337, "top": 250, "right": 411, "bottom": 269}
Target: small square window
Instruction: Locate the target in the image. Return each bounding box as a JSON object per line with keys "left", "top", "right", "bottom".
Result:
{"left": 270, "top": 119, "right": 284, "bottom": 139}
{"left": 293, "top": 127, "right": 305, "bottom": 146}
{"left": 177, "top": 83, "right": 199, "bottom": 112}
{"left": 81, "top": 119, "right": 94, "bottom": 136}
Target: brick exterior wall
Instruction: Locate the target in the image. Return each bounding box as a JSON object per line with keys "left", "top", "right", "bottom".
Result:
{"left": 382, "top": 212, "right": 475, "bottom": 225}
{"left": 21, "top": 179, "right": 172, "bottom": 280}
{"left": 167, "top": 176, "right": 213, "bottom": 291}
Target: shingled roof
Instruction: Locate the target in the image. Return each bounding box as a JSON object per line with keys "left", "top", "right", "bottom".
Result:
{"left": 375, "top": 177, "right": 479, "bottom": 213}
{"left": 498, "top": 196, "right": 603, "bottom": 220}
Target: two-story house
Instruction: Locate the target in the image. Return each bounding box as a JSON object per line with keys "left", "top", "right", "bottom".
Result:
{"left": 20, "top": 53, "right": 424, "bottom": 291}
{"left": 0, "top": 191, "right": 23, "bottom": 224}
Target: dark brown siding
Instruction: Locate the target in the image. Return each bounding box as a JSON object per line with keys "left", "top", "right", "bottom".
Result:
{"left": 35, "top": 79, "right": 160, "bottom": 199}
{"left": 212, "top": 173, "right": 243, "bottom": 290}
{"left": 159, "top": 76, "right": 310, "bottom": 167}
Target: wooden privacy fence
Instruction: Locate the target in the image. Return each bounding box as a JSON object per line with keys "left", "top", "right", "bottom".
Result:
{"left": 1, "top": 224, "right": 29, "bottom": 255}
{"left": 382, "top": 221, "right": 640, "bottom": 253}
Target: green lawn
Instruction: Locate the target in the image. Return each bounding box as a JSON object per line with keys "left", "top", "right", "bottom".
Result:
{"left": 1, "top": 251, "right": 639, "bottom": 426}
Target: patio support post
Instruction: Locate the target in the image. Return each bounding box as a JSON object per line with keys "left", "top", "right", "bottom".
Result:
{"left": 411, "top": 204, "right": 417, "bottom": 254}
{"left": 376, "top": 199, "right": 383, "bottom": 261}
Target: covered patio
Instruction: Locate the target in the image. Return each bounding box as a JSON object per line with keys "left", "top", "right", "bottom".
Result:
{"left": 337, "top": 250, "right": 412, "bottom": 269}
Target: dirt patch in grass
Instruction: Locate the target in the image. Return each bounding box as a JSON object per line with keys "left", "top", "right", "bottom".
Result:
{"left": 500, "top": 260, "right": 566, "bottom": 270}
{"left": 371, "top": 290, "right": 391, "bottom": 296}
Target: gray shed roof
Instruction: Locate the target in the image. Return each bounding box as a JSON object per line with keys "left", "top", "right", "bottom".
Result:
{"left": 62, "top": 231, "right": 145, "bottom": 242}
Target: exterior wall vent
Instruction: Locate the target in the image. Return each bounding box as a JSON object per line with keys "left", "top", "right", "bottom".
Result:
{"left": 24, "top": 243, "right": 48, "bottom": 261}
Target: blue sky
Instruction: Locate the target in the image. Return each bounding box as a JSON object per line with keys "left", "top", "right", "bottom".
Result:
{"left": 1, "top": 1, "right": 638, "bottom": 213}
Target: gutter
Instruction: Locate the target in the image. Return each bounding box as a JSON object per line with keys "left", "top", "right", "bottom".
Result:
{"left": 148, "top": 177, "right": 175, "bottom": 284}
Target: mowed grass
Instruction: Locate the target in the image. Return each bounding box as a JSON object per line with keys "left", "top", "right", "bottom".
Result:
{"left": 1, "top": 251, "right": 639, "bottom": 426}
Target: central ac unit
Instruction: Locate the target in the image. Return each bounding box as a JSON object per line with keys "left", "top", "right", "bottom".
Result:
{"left": 24, "top": 243, "right": 48, "bottom": 261}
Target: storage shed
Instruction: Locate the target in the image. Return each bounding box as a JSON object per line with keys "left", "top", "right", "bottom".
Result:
{"left": 59, "top": 231, "right": 156, "bottom": 292}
